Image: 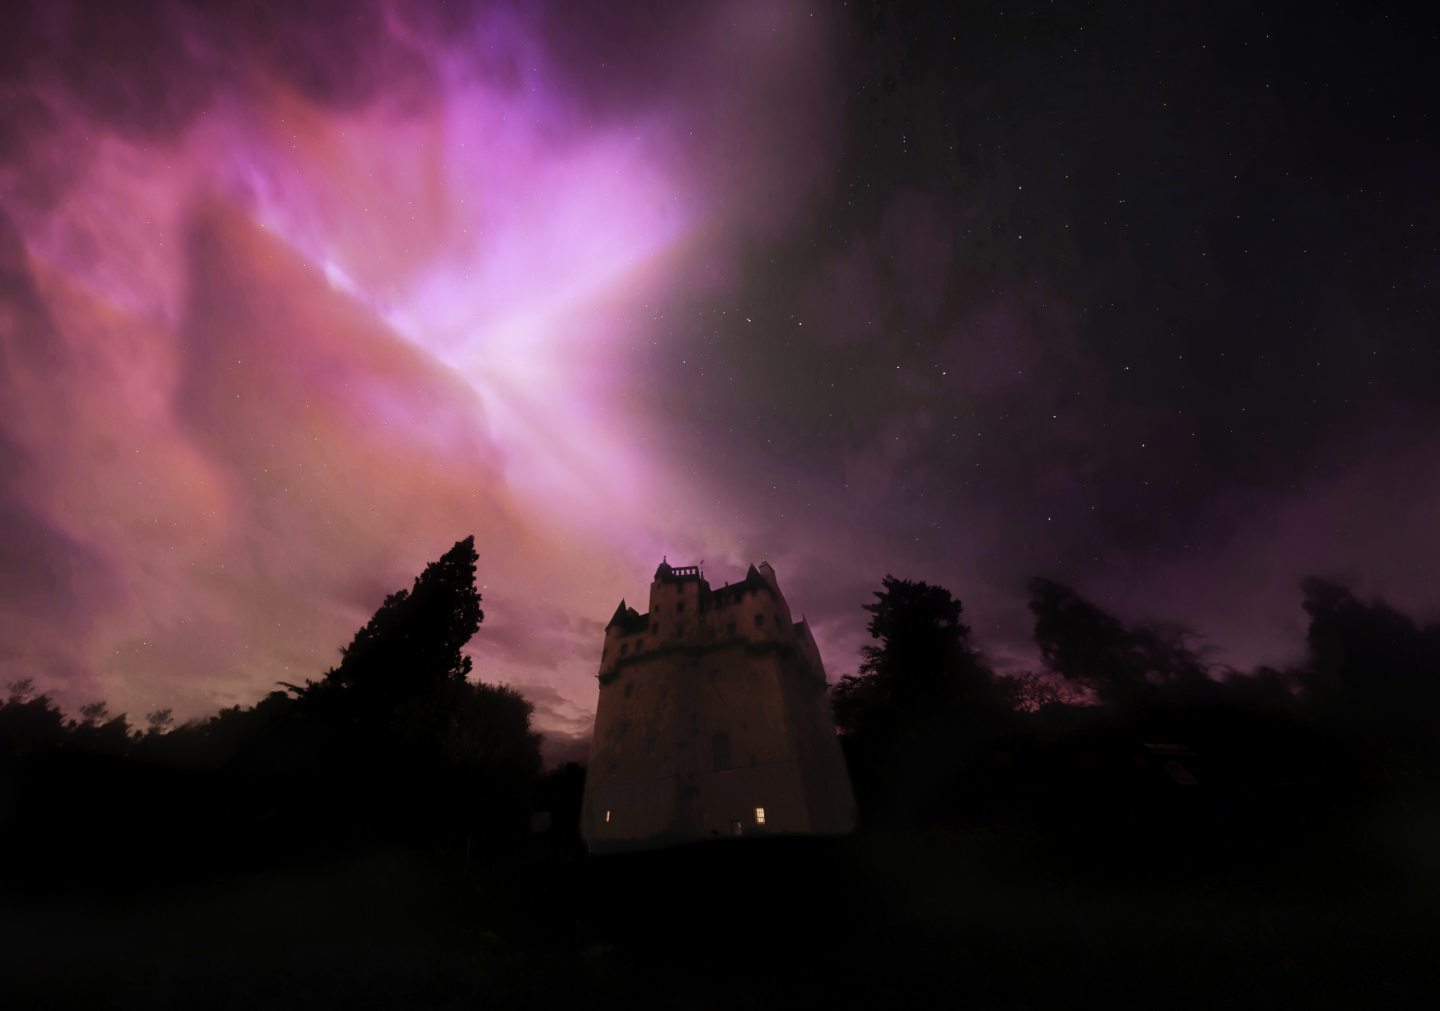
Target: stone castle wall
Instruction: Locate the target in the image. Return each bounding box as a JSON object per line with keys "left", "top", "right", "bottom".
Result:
{"left": 582, "top": 562, "right": 856, "bottom": 852}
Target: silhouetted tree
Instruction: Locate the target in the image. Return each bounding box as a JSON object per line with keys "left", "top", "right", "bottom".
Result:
{"left": 0, "top": 537, "right": 545, "bottom": 875}
{"left": 834, "top": 576, "right": 1006, "bottom": 824}
{"left": 277, "top": 535, "right": 540, "bottom": 843}
{"left": 68, "top": 701, "right": 133, "bottom": 755}
{"left": 323, "top": 534, "right": 484, "bottom": 700}
{"left": 0, "top": 679, "right": 67, "bottom": 758}
{"left": 1299, "top": 578, "right": 1440, "bottom": 772}
{"left": 994, "top": 670, "right": 1064, "bottom": 712}
{"left": 1028, "top": 578, "right": 1212, "bottom": 707}
{"left": 835, "top": 576, "right": 1000, "bottom": 729}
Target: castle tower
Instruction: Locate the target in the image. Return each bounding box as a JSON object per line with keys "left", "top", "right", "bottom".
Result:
{"left": 581, "top": 560, "right": 857, "bottom": 853}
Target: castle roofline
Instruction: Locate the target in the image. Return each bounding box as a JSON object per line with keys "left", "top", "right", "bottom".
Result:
{"left": 606, "top": 598, "right": 631, "bottom": 630}
{"left": 654, "top": 559, "right": 704, "bottom": 584}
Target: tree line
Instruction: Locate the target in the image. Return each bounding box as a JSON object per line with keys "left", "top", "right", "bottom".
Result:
{"left": 833, "top": 573, "right": 1440, "bottom": 850}
{"left": 3, "top": 541, "right": 1436, "bottom": 878}
{"left": 0, "top": 536, "right": 544, "bottom": 882}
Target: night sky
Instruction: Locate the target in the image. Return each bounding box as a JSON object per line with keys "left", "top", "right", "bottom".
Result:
{"left": 2, "top": 1, "right": 1438, "bottom": 755}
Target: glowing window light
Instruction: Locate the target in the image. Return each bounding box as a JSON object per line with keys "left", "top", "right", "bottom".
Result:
{"left": 604, "top": 810, "right": 612, "bottom": 824}
{"left": 754, "top": 807, "right": 766, "bottom": 825}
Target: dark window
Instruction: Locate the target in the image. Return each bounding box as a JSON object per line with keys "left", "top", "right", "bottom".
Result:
{"left": 645, "top": 736, "right": 656, "bottom": 756}
{"left": 677, "top": 601, "right": 685, "bottom": 613}
{"left": 712, "top": 732, "right": 731, "bottom": 771}
{"left": 727, "top": 621, "right": 736, "bottom": 636}
{"left": 623, "top": 683, "right": 633, "bottom": 699}
{"left": 677, "top": 623, "right": 686, "bottom": 637}
{"left": 620, "top": 643, "right": 629, "bottom": 656}
{"left": 754, "top": 613, "right": 765, "bottom": 628}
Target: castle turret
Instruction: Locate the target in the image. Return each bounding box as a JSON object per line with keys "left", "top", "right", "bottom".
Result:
{"left": 756, "top": 561, "right": 779, "bottom": 591}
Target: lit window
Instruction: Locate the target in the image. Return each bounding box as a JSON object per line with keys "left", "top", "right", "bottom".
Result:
{"left": 755, "top": 807, "right": 766, "bottom": 825}
{"left": 604, "top": 809, "right": 612, "bottom": 823}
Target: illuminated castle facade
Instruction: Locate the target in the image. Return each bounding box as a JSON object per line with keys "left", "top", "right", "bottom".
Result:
{"left": 581, "top": 560, "right": 856, "bottom": 853}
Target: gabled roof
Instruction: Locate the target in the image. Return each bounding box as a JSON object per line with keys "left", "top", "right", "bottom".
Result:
{"left": 607, "top": 598, "right": 651, "bottom": 635}
{"left": 606, "top": 598, "right": 632, "bottom": 630}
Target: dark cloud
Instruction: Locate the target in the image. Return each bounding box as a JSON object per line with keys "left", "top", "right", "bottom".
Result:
{"left": 646, "top": 1, "right": 1440, "bottom": 673}
{"left": 0, "top": 208, "right": 117, "bottom": 694}
{"left": 220, "top": 0, "right": 440, "bottom": 111}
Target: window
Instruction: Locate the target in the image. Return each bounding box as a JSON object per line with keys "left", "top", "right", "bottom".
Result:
{"left": 645, "top": 736, "right": 656, "bottom": 756}
{"left": 754, "top": 613, "right": 765, "bottom": 628}
{"left": 712, "top": 732, "right": 731, "bottom": 771}
{"left": 676, "top": 601, "right": 686, "bottom": 613}
{"left": 731, "top": 820, "right": 744, "bottom": 836}
{"left": 727, "top": 621, "right": 736, "bottom": 636}
{"left": 620, "top": 643, "right": 629, "bottom": 656}
{"left": 754, "top": 807, "right": 766, "bottom": 825}
{"left": 604, "top": 809, "right": 612, "bottom": 824}
{"left": 676, "top": 622, "right": 686, "bottom": 637}
{"left": 623, "top": 683, "right": 633, "bottom": 699}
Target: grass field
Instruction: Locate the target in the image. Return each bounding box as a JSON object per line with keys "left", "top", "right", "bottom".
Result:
{"left": 4, "top": 816, "right": 1437, "bottom": 1010}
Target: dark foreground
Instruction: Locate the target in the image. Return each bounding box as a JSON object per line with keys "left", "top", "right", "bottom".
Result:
{"left": 4, "top": 814, "right": 1439, "bottom": 1011}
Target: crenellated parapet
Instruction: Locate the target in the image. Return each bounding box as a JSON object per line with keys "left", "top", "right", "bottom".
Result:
{"left": 597, "top": 559, "right": 807, "bottom": 684}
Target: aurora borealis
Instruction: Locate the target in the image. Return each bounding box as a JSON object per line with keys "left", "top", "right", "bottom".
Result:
{"left": 3, "top": 1, "right": 1438, "bottom": 756}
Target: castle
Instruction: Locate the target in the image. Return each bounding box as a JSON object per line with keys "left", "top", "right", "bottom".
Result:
{"left": 581, "top": 559, "right": 857, "bottom": 853}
